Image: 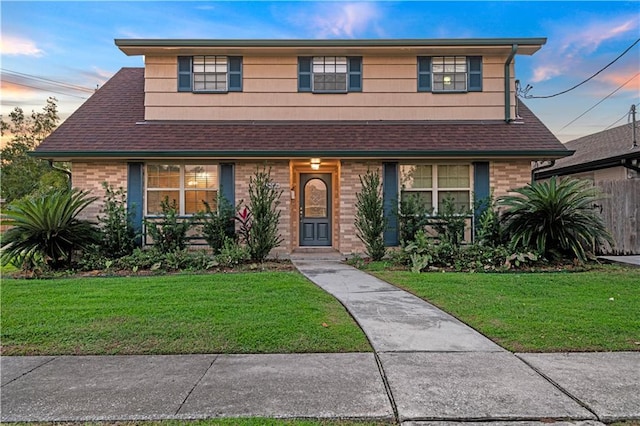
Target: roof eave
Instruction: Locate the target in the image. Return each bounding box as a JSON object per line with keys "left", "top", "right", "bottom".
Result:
{"left": 32, "top": 148, "right": 571, "bottom": 161}
{"left": 535, "top": 151, "right": 640, "bottom": 179}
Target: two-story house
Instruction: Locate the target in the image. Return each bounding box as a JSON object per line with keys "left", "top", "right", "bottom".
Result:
{"left": 34, "top": 38, "right": 570, "bottom": 256}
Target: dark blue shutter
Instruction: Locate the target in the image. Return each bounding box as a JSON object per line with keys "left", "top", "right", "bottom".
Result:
{"left": 220, "top": 164, "right": 235, "bottom": 235}
{"left": 127, "top": 162, "right": 144, "bottom": 247}
{"left": 347, "top": 57, "right": 362, "bottom": 92}
{"left": 298, "top": 57, "right": 312, "bottom": 92}
{"left": 177, "top": 56, "right": 192, "bottom": 92}
{"left": 220, "top": 164, "right": 235, "bottom": 208}
{"left": 417, "top": 56, "right": 431, "bottom": 92}
{"left": 228, "top": 56, "right": 242, "bottom": 92}
{"left": 468, "top": 56, "right": 482, "bottom": 92}
{"left": 473, "top": 161, "right": 490, "bottom": 238}
{"left": 383, "top": 162, "right": 399, "bottom": 246}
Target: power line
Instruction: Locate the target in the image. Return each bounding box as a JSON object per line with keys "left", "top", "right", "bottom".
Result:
{"left": 3, "top": 79, "right": 88, "bottom": 99}
{"left": 605, "top": 102, "right": 640, "bottom": 130}
{"left": 560, "top": 71, "right": 640, "bottom": 130}
{"left": 523, "top": 37, "right": 640, "bottom": 99}
{"left": 1, "top": 68, "right": 95, "bottom": 93}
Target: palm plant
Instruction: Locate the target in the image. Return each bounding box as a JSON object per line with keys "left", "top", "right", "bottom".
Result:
{"left": 1, "top": 189, "right": 99, "bottom": 270}
{"left": 499, "top": 177, "right": 612, "bottom": 262}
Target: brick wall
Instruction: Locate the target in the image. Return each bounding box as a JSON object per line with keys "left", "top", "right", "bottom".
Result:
{"left": 72, "top": 162, "right": 128, "bottom": 221}
{"left": 490, "top": 160, "right": 532, "bottom": 198}
{"left": 235, "top": 161, "right": 291, "bottom": 257}
{"left": 339, "top": 161, "right": 382, "bottom": 255}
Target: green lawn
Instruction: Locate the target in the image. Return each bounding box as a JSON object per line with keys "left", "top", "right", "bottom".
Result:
{"left": 372, "top": 269, "right": 640, "bottom": 352}
{"left": 0, "top": 272, "right": 371, "bottom": 355}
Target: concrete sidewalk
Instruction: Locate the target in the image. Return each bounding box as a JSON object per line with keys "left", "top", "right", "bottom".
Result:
{"left": 1, "top": 260, "right": 639, "bottom": 424}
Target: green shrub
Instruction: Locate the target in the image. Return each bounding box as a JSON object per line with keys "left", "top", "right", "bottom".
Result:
{"left": 355, "top": 169, "right": 387, "bottom": 261}
{"left": 398, "top": 193, "right": 432, "bottom": 244}
{"left": 97, "top": 182, "right": 137, "bottom": 258}
{"left": 240, "top": 167, "right": 284, "bottom": 262}
{"left": 474, "top": 193, "right": 505, "bottom": 247}
{"left": 500, "top": 177, "right": 613, "bottom": 262}
{"left": 144, "top": 197, "right": 192, "bottom": 254}
{"left": 432, "top": 196, "right": 470, "bottom": 247}
{"left": 1, "top": 189, "right": 99, "bottom": 270}
{"left": 214, "top": 237, "right": 250, "bottom": 268}
{"left": 196, "top": 194, "right": 236, "bottom": 254}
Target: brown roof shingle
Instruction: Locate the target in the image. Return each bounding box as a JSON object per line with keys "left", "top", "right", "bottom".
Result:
{"left": 36, "top": 67, "right": 569, "bottom": 159}
{"left": 540, "top": 122, "right": 640, "bottom": 176}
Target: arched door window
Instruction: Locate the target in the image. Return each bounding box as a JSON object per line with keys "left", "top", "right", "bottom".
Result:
{"left": 304, "top": 178, "right": 327, "bottom": 218}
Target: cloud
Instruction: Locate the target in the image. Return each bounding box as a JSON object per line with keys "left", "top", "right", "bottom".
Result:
{"left": 284, "top": 2, "right": 382, "bottom": 38}
{"left": 531, "top": 15, "right": 639, "bottom": 83}
{"left": 598, "top": 68, "right": 640, "bottom": 94}
{"left": 0, "top": 35, "right": 44, "bottom": 57}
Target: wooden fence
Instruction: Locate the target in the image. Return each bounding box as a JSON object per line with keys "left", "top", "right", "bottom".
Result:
{"left": 596, "top": 179, "right": 639, "bottom": 255}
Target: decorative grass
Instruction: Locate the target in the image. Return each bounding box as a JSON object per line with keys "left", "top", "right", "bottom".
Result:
{"left": 1, "top": 272, "right": 371, "bottom": 355}
{"left": 372, "top": 269, "right": 640, "bottom": 352}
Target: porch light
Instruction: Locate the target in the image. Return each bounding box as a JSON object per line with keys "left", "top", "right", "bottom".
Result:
{"left": 310, "top": 158, "right": 321, "bottom": 170}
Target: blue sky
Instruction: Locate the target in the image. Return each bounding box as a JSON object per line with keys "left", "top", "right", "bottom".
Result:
{"left": 1, "top": 1, "right": 639, "bottom": 143}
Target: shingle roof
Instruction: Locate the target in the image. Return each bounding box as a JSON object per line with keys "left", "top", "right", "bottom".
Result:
{"left": 35, "top": 67, "right": 570, "bottom": 159}
{"left": 539, "top": 122, "right": 640, "bottom": 176}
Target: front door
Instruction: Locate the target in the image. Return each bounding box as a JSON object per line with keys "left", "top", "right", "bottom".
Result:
{"left": 300, "top": 173, "right": 332, "bottom": 246}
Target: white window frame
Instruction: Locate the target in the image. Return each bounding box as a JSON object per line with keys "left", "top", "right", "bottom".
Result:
{"left": 432, "top": 56, "right": 467, "bottom": 93}
{"left": 145, "top": 163, "right": 219, "bottom": 216}
{"left": 193, "top": 56, "right": 228, "bottom": 92}
{"left": 400, "top": 163, "right": 473, "bottom": 214}
{"left": 312, "top": 56, "right": 348, "bottom": 93}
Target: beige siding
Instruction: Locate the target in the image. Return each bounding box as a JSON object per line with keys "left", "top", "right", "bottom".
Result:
{"left": 144, "top": 54, "right": 516, "bottom": 121}
{"left": 72, "top": 162, "right": 128, "bottom": 221}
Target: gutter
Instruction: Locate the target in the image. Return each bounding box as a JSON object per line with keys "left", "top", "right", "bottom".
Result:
{"left": 504, "top": 44, "right": 518, "bottom": 123}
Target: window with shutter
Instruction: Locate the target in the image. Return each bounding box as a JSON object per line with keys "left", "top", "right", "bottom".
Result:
{"left": 177, "top": 56, "right": 242, "bottom": 93}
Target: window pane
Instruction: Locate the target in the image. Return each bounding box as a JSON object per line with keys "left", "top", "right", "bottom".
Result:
{"left": 438, "top": 165, "right": 470, "bottom": 188}
{"left": 185, "top": 165, "right": 218, "bottom": 189}
{"left": 185, "top": 190, "right": 217, "bottom": 214}
{"left": 401, "top": 165, "right": 432, "bottom": 189}
{"left": 147, "top": 190, "right": 179, "bottom": 215}
{"left": 147, "top": 164, "right": 180, "bottom": 188}
{"left": 304, "top": 179, "right": 327, "bottom": 218}
{"left": 401, "top": 191, "right": 433, "bottom": 211}
{"left": 438, "top": 191, "right": 470, "bottom": 212}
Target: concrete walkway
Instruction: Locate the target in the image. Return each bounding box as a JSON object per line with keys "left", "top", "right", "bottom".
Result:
{"left": 1, "top": 260, "right": 639, "bottom": 424}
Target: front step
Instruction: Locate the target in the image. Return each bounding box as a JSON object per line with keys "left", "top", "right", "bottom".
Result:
{"left": 290, "top": 248, "right": 344, "bottom": 261}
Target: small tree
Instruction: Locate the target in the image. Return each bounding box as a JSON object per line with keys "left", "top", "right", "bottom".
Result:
{"left": 355, "top": 169, "right": 386, "bottom": 260}
{"left": 1, "top": 98, "right": 68, "bottom": 202}
{"left": 398, "top": 193, "right": 433, "bottom": 244}
{"left": 432, "top": 196, "right": 470, "bottom": 248}
{"left": 240, "top": 167, "right": 284, "bottom": 262}
{"left": 144, "top": 197, "right": 191, "bottom": 254}
{"left": 97, "top": 182, "right": 137, "bottom": 258}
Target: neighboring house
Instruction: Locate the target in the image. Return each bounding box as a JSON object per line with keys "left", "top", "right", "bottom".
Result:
{"left": 534, "top": 122, "right": 640, "bottom": 254}
{"left": 33, "top": 38, "right": 570, "bottom": 256}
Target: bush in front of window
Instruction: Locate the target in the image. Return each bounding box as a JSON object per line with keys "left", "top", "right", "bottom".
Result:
{"left": 97, "top": 182, "right": 138, "bottom": 259}
{"left": 144, "top": 197, "right": 192, "bottom": 254}
{"left": 196, "top": 194, "right": 236, "bottom": 255}
{"left": 355, "top": 169, "right": 387, "bottom": 261}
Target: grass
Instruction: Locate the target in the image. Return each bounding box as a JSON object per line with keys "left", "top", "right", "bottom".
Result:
{"left": 372, "top": 268, "right": 640, "bottom": 352}
{"left": 12, "top": 421, "right": 392, "bottom": 426}
{"left": 0, "top": 272, "right": 371, "bottom": 355}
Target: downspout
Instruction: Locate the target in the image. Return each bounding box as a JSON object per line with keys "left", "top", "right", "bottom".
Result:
{"left": 48, "top": 160, "right": 72, "bottom": 189}
{"left": 504, "top": 44, "right": 518, "bottom": 123}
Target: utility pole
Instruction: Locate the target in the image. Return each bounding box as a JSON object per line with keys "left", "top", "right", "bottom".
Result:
{"left": 631, "top": 104, "right": 637, "bottom": 149}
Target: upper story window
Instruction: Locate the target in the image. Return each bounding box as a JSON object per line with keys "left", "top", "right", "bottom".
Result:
{"left": 298, "top": 56, "right": 362, "bottom": 93}
{"left": 178, "top": 56, "right": 242, "bottom": 93}
{"left": 417, "top": 56, "right": 482, "bottom": 93}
